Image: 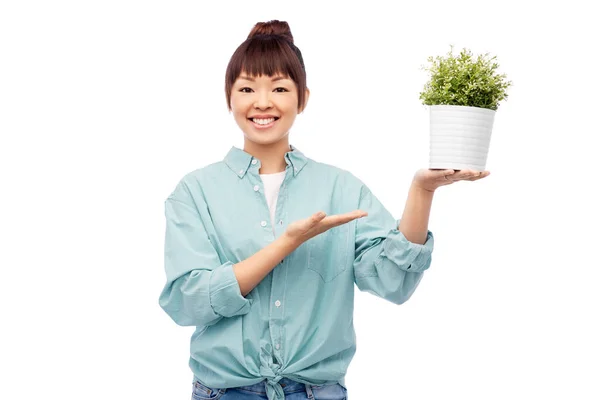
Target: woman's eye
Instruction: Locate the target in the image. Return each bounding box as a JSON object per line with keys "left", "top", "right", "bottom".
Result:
{"left": 239, "top": 87, "right": 288, "bottom": 93}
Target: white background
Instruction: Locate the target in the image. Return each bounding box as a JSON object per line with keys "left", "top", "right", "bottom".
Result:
{"left": 2, "top": 0, "right": 599, "bottom": 399}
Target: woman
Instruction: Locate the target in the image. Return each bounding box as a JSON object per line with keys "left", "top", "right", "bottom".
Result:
{"left": 159, "top": 20, "right": 489, "bottom": 400}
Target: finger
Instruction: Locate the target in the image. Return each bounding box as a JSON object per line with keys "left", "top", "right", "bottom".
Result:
{"left": 328, "top": 210, "right": 367, "bottom": 227}
{"left": 337, "top": 210, "right": 367, "bottom": 219}
{"left": 349, "top": 210, "right": 368, "bottom": 222}
{"left": 468, "top": 171, "right": 490, "bottom": 181}
{"left": 462, "top": 170, "right": 487, "bottom": 180}
{"left": 312, "top": 211, "right": 327, "bottom": 223}
{"left": 353, "top": 209, "right": 368, "bottom": 218}
{"left": 447, "top": 173, "right": 467, "bottom": 181}
{"left": 450, "top": 170, "right": 480, "bottom": 181}
{"left": 439, "top": 169, "right": 455, "bottom": 179}
{"left": 464, "top": 171, "right": 482, "bottom": 180}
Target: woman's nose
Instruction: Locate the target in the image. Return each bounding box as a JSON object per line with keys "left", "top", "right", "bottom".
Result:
{"left": 254, "top": 91, "right": 272, "bottom": 109}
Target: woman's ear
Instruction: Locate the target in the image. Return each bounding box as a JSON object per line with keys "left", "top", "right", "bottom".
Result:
{"left": 300, "top": 88, "right": 310, "bottom": 113}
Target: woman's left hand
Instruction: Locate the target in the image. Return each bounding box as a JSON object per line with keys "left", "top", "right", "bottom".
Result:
{"left": 413, "top": 168, "right": 491, "bottom": 192}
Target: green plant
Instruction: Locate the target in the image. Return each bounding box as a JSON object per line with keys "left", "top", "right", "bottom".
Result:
{"left": 419, "top": 45, "right": 512, "bottom": 111}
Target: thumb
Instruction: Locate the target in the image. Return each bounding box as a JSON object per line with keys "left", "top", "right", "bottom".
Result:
{"left": 313, "top": 211, "right": 326, "bottom": 222}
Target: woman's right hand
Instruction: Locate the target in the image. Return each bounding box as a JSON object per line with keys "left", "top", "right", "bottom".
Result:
{"left": 284, "top": 210, "right": 368, "bottom": 245}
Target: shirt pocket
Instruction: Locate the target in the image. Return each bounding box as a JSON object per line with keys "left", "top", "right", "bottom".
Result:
{"left": 307, "top": 223, "right": 351, "bottom": 282}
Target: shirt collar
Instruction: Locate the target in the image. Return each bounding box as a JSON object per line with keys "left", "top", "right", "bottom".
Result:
{"left": 224, "top": 144, "right": 308, "bottom": 179}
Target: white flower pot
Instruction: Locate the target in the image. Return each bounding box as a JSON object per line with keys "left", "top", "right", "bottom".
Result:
{"left": 428, "top": 105, "right": 496, "bottom": 172}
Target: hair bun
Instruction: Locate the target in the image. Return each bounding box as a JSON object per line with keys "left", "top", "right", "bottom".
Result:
{"left": 247, "top": 20, "right": 294, "bottom": 43}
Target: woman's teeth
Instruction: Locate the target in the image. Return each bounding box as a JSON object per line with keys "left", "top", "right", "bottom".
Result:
{"left": 252, "top": 118, "right": 275, "bottom": 125}
{"left": 249, "top": 117, "right": 278, "bottom": 129}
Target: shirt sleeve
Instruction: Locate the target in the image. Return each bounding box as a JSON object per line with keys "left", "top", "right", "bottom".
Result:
{"left": 353, "top": 184, "right": 434, "bottom": 305}
{"left": 158, "top": 187, "right": 253, "bottom": 327}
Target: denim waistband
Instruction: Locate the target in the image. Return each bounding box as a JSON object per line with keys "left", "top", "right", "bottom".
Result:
{"left": 193, "top": 375, "right": 344, "bottom": 395}
{"left": 234, "top": 377, "right": 308, "bottom": 394}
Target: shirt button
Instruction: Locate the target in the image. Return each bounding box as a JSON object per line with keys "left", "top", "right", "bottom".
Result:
{"left": 275, "top": 300, "right": 281, "bottom": 307}
{"left": 260, "top": 221, "right": 267, "bottom": 227}
{"left": 251, "top": 160, "right": 257, "bottom": 165}
{"left": 275, "top": 343, "right": 280, "bottom": 350}
{"left": 254, "top": 185, "right": 259, "bottom": 191}
{"left": 279, "top": 220, "right": 283, "bottom": 225}
{"left": 239, "top": 169, "right": 244, "bottom": 174}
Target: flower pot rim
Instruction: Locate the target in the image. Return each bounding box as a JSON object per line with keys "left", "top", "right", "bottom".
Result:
{"left": 428, "top": 104, "right": 496, "bottom": 113}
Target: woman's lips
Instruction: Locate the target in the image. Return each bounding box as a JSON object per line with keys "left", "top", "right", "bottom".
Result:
{"left": 248, "top": 118, "right": 277, "bottom": 129}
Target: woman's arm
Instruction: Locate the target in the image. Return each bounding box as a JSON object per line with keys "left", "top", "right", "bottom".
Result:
{"left": 233, "top": 234, "right": 300, "bottom": 297}
{"left": 398, "top": 180, "right": 434, "bottom": 245}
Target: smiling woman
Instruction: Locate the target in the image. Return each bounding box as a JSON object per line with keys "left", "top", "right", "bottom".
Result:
{"left": 224, "top": 21, "right": 311, "bottom": 169}
{"left": 159, "top": 19, "right": 435, "bottom": 400}
{"left": 224, "top": 21, "right": 308, "bottom": 113}
{"left": 238, "top": 74, "right": 287, "bottom": 130}
{"left": 230, "top": 70, "right": 302, "bottom": 147}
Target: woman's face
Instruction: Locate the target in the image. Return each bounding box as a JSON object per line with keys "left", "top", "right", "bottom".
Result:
{"left": 230, "top": 72, "right": 308, "bottom": 146}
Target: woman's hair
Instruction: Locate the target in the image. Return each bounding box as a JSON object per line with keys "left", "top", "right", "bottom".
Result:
{"left": 225, "top": 20, "right": 307, "bottom": 112}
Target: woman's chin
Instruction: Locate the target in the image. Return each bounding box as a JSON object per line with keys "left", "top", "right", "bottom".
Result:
{"left": 244, "top": 131, "right": 288, "bottom": 145}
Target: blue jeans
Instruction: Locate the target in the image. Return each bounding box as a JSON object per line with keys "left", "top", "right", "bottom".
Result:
{"left": 192, "top": 377, "right": 348, "bottom": 399}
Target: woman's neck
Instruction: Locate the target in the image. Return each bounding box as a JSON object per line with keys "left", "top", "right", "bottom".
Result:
{"left": 244, "top": 139, "right": 291, "bottom": 174}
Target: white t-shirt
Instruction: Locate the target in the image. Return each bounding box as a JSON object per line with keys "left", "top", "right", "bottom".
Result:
{"left": 259, "top": 171, "right": 286, "bottom": 235}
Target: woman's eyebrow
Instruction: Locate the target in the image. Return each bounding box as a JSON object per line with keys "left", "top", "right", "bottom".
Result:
{"left": 238, "top": 75, "right": 289, "bottom": 82}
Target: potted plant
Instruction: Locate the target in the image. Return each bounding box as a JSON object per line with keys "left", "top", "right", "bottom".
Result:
{"left": 419, "top": 45, "right": 512, "bottom": 171}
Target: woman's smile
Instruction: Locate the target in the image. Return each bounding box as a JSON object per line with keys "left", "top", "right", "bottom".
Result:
{"left": 248, "top": 117, "right": 279, "bottom": 129}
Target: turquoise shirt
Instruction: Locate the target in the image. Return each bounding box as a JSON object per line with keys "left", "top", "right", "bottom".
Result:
{"left": 158, "top": 144, "right": 434, "bottom": 400}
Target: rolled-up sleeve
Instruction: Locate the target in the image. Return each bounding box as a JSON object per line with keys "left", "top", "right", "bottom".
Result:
{"left": 158, "top": 193, "right": 253, "bottom": 327}
{"left": 353, "top": 185, "right": 434, "bottom": 305}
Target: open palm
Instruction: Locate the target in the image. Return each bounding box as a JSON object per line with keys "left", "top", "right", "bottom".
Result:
{"left": 414, "top": 168, "right": 491, "bottom": 192}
